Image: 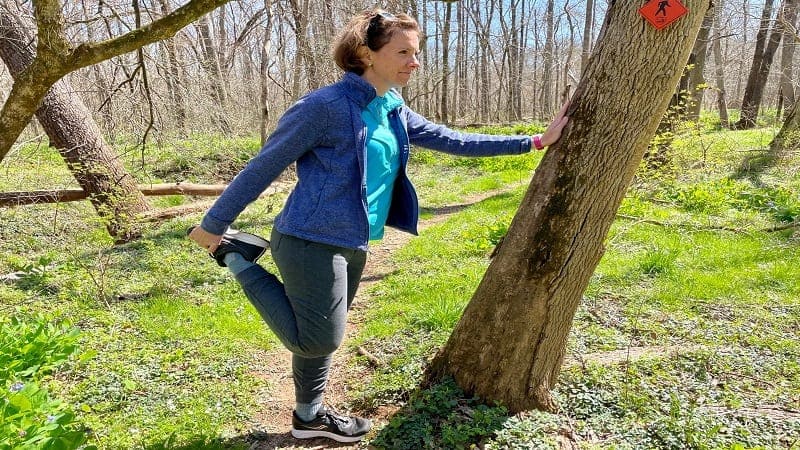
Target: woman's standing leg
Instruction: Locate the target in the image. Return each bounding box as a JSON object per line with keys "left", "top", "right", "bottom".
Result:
{"left": 268, "top": 230, "right": 367, "bottom": 416}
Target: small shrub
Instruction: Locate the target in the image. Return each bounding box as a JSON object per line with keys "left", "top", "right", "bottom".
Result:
{"left": 1, "top": 381, "right": 94, "bottom": 450}
{"left": 0, "top": 316, "right": 92, "bottom": 450}
{"left": 638, "top": 246, "right": 679, "bottom": 275}
{"left": 370, "top": 378, "right": 508, "bottom": 449}
{"left": 461, "top": 214, "right": 513, "bottom": 254}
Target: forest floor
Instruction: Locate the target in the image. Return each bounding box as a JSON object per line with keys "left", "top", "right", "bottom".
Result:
{"left": 2, "top": 123, "right": 798, "bottom": 449}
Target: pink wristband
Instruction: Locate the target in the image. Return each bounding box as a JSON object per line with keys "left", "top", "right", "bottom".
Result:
{"left": 532, "top": 134, "right": 545, "bottom": 150}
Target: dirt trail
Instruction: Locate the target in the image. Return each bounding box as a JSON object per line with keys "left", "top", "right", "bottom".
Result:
{"left": 245, "top": 185, "right": 521, "bottom": 449}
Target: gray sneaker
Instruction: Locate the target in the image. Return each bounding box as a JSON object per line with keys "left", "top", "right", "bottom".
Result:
{"left": 188, "top": 226, "right": 269, "bottom": 267}
{"left": 291, "top": 407, "right": 371, "bottom": 443}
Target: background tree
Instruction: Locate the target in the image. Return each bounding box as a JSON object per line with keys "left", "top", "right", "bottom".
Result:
{"left": 687, "top": 9, "right": 715, "bottom": 120}
{"left": 427, "top": 0, "right": 712, "bottom": 412}
{"left": 0, "top": 0, "right": 231, "bottom": 161}
{"left": 778, "top": 0, "right": 799, "bottom": 117}
{"left": 0, "top": 5, "right": 149, "bottom": 241}
{"left": 712, "top": 0, "right": 731, "bottom": 127}
{"left": 737, "top": 0, "right": 783, "bottom": 129}
{"left": 581, "top": 0, "right": 595, "bottom": 74}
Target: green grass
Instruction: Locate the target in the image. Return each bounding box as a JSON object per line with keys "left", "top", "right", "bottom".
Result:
{"left": 2, "top": 121, "right": 799, "bottom": 448}
{"left": 357, "top": 122, "right": 800, "bottom": 448}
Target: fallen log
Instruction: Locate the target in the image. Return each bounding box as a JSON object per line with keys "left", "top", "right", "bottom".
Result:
{"left": 1, "top": 183, "right": 229, "bottom": 207}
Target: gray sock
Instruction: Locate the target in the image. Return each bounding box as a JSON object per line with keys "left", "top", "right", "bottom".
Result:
{"left": 295, "top": 402, "right": 323, "bottom": 422}
{"left": 223, "top": 252, "right": 255, "bottom": 275}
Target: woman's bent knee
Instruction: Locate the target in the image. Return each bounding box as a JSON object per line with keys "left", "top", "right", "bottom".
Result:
{"left": 293, "top": 337, "right": 343, "bottom": 358}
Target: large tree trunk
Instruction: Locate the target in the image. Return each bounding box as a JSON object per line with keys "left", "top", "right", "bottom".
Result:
{"left": 427, "top": 0, "right": 711, "bottom": 413}
{"left": 736, "top": 0, "right": 782, "bottom": 129}
{"left": 0, "top": 5, "right": 149, "bottom": 241}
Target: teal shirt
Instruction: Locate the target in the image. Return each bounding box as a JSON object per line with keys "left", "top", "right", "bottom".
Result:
{"left": 362, "top": 91, "right": 403, "bottom": 240}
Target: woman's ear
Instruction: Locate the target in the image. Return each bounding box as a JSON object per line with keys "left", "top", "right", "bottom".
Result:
{"left": 359, "top": 47, "right": 372, "bottom": 69}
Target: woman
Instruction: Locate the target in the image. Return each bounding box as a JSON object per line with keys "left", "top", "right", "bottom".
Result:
{"left": 189, "top": 9, "right": 569, "bottom": 443}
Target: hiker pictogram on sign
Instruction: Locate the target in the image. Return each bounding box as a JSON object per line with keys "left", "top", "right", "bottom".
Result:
{"left": 639, "top": 0, "right": 688, "bottom": 30}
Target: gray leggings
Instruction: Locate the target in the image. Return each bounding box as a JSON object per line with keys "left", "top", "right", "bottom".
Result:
{"left": 233, "top": 228, "right": 367, "bottom": 405}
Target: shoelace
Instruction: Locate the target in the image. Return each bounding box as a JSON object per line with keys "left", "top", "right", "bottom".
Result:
{"left": 325, "top": 411, "right": 352, "bottom": 428}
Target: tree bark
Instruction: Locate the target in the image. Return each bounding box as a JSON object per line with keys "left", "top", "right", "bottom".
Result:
{"left": 427, "top": 0, "right": 711, "bottom": 413}
{"left": 0, "top": 5, "right": 149, "bottom": 241}
{"left": 0, "top": 0, "right": 231, "bottom": 162}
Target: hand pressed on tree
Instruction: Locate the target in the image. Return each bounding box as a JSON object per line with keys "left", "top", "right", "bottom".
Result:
{"left": 532, "top": 101, "right": 570, "bottom": 150}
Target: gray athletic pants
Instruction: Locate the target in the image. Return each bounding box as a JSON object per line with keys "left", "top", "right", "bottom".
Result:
{"left": 232, "top": 228, "right": 367, "bottom": 405}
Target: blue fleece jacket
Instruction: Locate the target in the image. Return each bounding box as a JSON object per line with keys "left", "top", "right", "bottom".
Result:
{"left": 201, "top": 72, "right": 532, "bottom": 251}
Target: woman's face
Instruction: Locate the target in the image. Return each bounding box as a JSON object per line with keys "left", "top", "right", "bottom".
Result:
{"left": 362, "top": 29, "right": 420, "bottom": 95}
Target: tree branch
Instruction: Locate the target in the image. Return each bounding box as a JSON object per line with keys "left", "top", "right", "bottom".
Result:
{"left": 68, "top": 0, "right": 230, "bottom": 72}
{"left": 0, "top": 0, "right": 231, "bottom": 163}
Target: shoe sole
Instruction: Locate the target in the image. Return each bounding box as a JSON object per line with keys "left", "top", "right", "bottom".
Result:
{"left": 222, "top": 228, "right": 269, "bottom": 249}
{"left": 290, "top": 428, "right": 365, "bottom": 443}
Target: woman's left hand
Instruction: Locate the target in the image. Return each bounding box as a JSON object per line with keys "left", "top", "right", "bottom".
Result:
{"left": 537, "top": 101, "right": 570, "bottom": 148}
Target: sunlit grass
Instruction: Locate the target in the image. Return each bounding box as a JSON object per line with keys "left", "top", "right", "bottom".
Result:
{"left": 1, "top": 122, "right": 798, "bottom": 448}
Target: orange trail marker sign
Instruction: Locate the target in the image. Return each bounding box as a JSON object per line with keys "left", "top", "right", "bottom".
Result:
{"left": 639, "top": 0, "right": 688, "bottom": 30}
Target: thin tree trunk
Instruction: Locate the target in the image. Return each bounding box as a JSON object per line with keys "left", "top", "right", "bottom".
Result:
{"left": 197, "top": 14, "right": 232, "bottom": 133}
{"left": 563, "top": 0, "right": 575, "bottom": 108}
{"left": 779, "top": 0, "right": 799, "bottom": 118}
{"left": 455, "top": 1, "right": 468, "bottom": 120}
{"left": 259, "top": 0, "right": 274, "bottom": 146}
{"left": 427, "top": 0, "right": 711, "bottom": 413}
{"left": 687, "top": 9, "right": 714, "bottom": 120}
{"left": 440, "top": 1, "right": 452, "bottom": 124}
{"left": 736, "top": 0, "right": 750, "bottom": 103}
{"left": 581, "top": 0, "right": 594, "bottom": 74}
{"left": 541, "top": 0, "right": 556, "bottom": 118}
{"left": 158, "top": 0, "right": 186, "bottom": 134}
{"left": 712, "top": 0, "right": 730, "bottom": 126}
{"left": 288, "top": 0, "right": 318, "bottom": 94}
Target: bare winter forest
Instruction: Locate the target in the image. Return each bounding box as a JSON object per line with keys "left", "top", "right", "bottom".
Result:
{"left": 1, "top": 0, "right": 796, "bottom": 142}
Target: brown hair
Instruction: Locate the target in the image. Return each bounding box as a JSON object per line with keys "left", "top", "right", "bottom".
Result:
{"left": 332, "top": 9, "right": 420, "bottom": 75}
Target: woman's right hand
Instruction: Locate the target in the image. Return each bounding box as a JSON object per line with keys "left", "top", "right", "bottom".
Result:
{"left": 188, "top": 226, "right": 223, "bottom": 254}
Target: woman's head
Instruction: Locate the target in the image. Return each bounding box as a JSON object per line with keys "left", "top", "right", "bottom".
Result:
{"left": 333, "top": 9, "right": 420, "bottom": 76}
